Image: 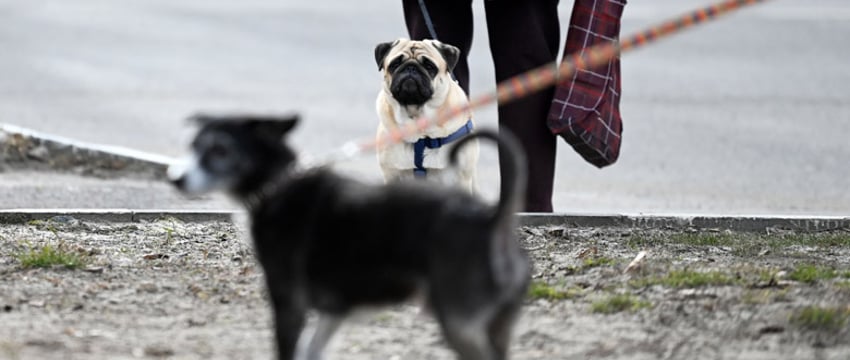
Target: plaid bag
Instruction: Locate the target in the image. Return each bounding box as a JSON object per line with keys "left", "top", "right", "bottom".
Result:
{"left": 548, "top": 0, "right": 625, "bottom": 168}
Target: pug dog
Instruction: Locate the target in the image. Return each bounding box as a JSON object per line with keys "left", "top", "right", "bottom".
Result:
{"left": 374, "top": 38, "right": 479, "bottom": 193}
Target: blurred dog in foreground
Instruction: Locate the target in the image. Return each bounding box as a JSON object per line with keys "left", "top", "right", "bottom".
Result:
{"left": 168, "top": 113, "right": 530, "bottom": 360}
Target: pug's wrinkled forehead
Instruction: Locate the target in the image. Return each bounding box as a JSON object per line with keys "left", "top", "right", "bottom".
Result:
{"left": 382, "top": 39, "right": 441, "bottom": 74}
{"left": 392, "top": 39, "right": 440, "bottom": 59}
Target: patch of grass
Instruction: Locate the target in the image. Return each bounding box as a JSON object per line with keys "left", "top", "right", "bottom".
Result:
{"left": 754, "top": 267, "right": 781, "bottom": 283}
{"left": 791, "top": 233, "right": 850, "bottom": 247}
{"left": 788, "top": 264, "right": 838, "bottom": 284}
{"left": 671, "top": 233, "right": 737, "bottom": 246}
{"left": 591, "top": 294, "right": 651, "bottom": 314}
{"left": 163, "top": 227, "right": 174, "bottom": 245}
{"left": 527, "top": 281, "right": 580, "bottom": 301}
{"left": 625, "top": 236, "right": 658, "bottom": 249}
{"left": 626, "top": 232, "right": 850, "bottom": 255}
{"left": 755, "top": 233, "right": 850, "bottom": 250}
{"left": 582, "top": 256, "right": 617, "bottom": 269}
{"left": 16, "top": 241, "right": 85, "bottom": 269}
{"left": 741, "top": 289, "right": 789, "bottom": 305}
{"left": 627, "top": 233, "right": 736, "bottom": 248}
{"left": 789, "top": 306, "right": 850, "bottom": 331}
{"left": 630, "top": 270, "right": 736, "bottom": 289}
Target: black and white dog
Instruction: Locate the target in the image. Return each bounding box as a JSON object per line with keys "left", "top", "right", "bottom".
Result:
{"left": 168, "top": 114, "right": 530, "bottom": 360}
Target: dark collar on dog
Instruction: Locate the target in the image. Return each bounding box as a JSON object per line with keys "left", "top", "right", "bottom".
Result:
{"left": 413, "top": 119, "right": 474, "bottom": 178}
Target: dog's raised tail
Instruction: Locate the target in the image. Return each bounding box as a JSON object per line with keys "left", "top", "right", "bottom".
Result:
{"left": 449, "top": 129, "right": 527, "bottom": 224}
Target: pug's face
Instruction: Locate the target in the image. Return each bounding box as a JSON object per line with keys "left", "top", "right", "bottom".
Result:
{"left": 375, "top": 39, "right": 460, "bottom": 106}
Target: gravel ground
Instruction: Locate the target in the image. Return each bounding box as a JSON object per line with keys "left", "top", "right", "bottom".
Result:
{"left": 1, "top": 218, "right": 849, "bottom": 360}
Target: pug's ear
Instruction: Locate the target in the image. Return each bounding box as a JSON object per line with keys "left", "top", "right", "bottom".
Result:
{"left": 433, "top": 42, "right": 460, "bottom": 73}
{"left": 374, "top": 41, "right": 395, "bottom": 71}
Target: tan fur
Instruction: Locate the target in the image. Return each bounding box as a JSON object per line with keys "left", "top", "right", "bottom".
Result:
{"left": 375, "top": 39, "right": 479, "bottom": 193}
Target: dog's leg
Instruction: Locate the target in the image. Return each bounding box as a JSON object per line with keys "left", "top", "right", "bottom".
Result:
{"left": 265, "top": 278, "right": 306, "bottom": 359}
{"left": 295, "top": 312, "right": 344, "bottom": 360}
{"left": 272, "top": 303, "right": 306, "bottom": 360}
{"left": 486, "top": 300, "right": 522, "bottom": 360}
{"left": 438, "top": 314, "right": 494, "bottom": 360}
{"left": 466, "top": 171, "right": 479, "bottom": 194}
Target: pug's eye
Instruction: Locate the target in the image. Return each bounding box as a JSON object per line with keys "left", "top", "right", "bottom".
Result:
{"left": 388, "top": 57, "right": 404, "bottom": 72}
{"left": 421, "top": 59, "right": 438, "bottom": 75}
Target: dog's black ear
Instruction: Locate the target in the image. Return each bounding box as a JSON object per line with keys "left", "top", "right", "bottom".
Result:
{"left": 374, "top": 41, "right": 395, "bottom": 71}
{"left": 187, "top": 113, "right": 217, "bottom": 127}
{"left": 247, "top": 114, "right": 300, "bottom": 141}
{"left": 434, "top": 42, "right": 460, "bottom": 73}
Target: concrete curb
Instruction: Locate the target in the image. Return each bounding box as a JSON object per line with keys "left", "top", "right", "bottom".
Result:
{"left": 1, "top": 209, "right": 848, "bottom": 232}
{"left": 0, "top": 123, "right": 172, "bottom": 178}
{"left": 0, "top": 209, "right": 233, "bottom": 224}
{"left": 520, "top": 213, "right": 850, "bottom": 233}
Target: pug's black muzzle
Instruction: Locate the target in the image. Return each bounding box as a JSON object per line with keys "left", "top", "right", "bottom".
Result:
{"left": 390, "top": 62, "right": 434, "bottom": 106}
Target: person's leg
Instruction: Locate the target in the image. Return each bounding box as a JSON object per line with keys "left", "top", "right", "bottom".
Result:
{"left": 484, "top": 0, "right": 560, "bottom": 212}
{"left": 402, "top": 0, "right": 474, "bottom": 94}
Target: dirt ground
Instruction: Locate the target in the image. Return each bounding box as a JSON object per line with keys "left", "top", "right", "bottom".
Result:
{"left": 1, "top": 217, "right": 849, "bottom": 360}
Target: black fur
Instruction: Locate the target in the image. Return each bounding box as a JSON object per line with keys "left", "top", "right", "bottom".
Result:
{"left": 433, "top": 41, "right": 460, "bottom": 73}
{"left": 172, "top": 115, "right": 530, "bottom": 360}
{"left": 374, "top": 41, "right": 395, "bottom": 70}
{"left": 389, "top": 61, "right": 435, "bottom": 105}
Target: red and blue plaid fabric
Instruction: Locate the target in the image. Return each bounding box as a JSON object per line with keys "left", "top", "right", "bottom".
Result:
{"left": 548, "top": 0, "right": 626, "bottom": 168}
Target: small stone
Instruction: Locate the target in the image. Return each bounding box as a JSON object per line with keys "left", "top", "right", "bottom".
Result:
{"left": 137, "top": 283, "right": 158, "bottom": 293}
{"left": 187, "top": 318, "right": 207, "bottom": 327}
{"left": 525, "top": 227, "right": 543, "bottom": 236}
{"left": 142, "top": 253, "right": 168, "bottom": 260}
{"left": 144, "top": 344, "right": 174, "bottom": 357}
{"left": 63, "top": 327, "right": 79, "bottom": 337}
{"left": 758, "top": 325, "right": 784, "bottom": 334}
{"left": 546, "top": 227, "right": 565, "bottom": 237}
{"left": 26, "top": 145, "right": 49, "bottom": 161}
{"left": 49, "top": 215, "right": 77, "bottom": 224}
{"left": 24, "top": 339, "right": 64, "bottom": 350}
{"left": 679, "top": 289, "right": 697, "bottom": 297}
{"left": 83, "top": 266, "right": 104, "bottom": 273}
{"left": 131, "top": 347, "right": 144, "bottom": 357}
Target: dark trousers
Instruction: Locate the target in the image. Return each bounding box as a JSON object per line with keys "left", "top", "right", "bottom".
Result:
{"left": 403, "top": 0, "right": 560, "bottom": 212}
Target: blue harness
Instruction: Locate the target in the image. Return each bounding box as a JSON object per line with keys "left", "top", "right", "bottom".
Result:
{"left": 413, "top": 119, "right": 474, "bottom": 178}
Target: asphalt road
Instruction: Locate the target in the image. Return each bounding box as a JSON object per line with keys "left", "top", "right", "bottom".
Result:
{"left": 1, "top": 0, "right": 849, "bottom": 214}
